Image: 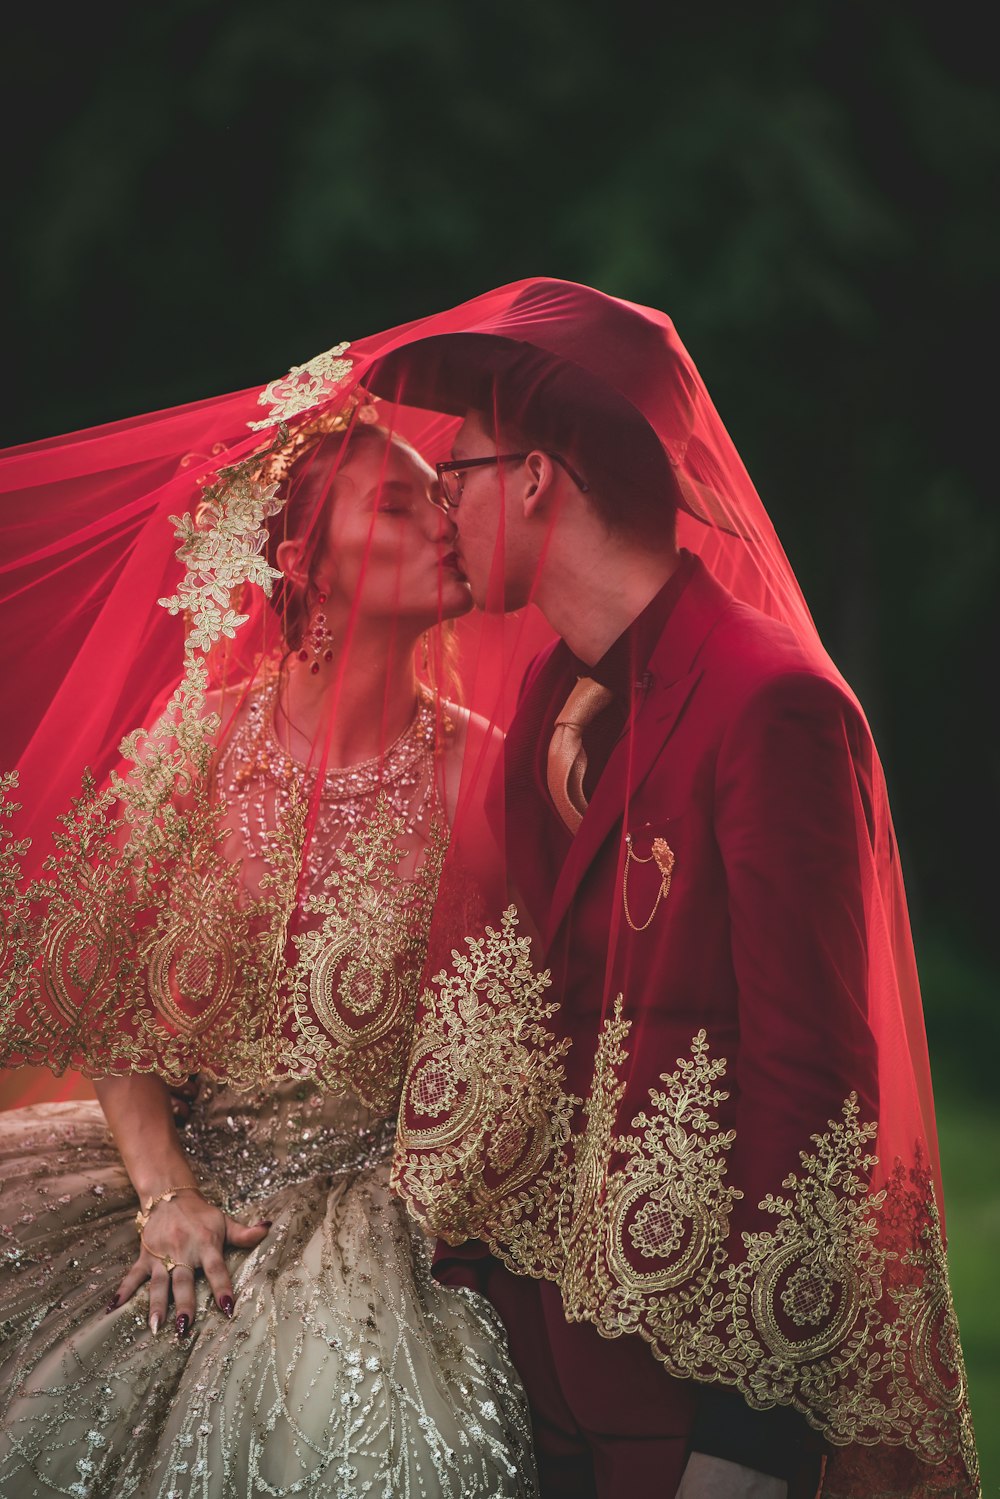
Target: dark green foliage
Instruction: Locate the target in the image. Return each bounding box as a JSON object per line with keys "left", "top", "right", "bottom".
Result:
{"left": 2, "top": 1, "right": 997, "bottom": 1058}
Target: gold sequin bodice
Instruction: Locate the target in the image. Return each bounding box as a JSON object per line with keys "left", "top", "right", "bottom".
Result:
{"left": 214, "top": 678, "right": 447, "bottom": 884}
{"left": 181, "top": 1076, "right": 399, "bottom": 1213}
{"left": 187, "top": 679, "right": 451, "bottom": 1112}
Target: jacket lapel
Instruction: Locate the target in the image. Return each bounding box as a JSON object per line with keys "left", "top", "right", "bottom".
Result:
{"left": 542, "top": 558, "right": 734, "bottom": 949}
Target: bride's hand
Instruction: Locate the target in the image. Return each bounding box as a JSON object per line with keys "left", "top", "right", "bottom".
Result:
{"left": 107, "top": 1192, "right": 271, "bottom": 1336}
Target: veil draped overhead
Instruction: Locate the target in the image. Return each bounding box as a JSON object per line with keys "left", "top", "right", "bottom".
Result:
{"left": 0, "top": 278, "right": 978, "bottom": 1498}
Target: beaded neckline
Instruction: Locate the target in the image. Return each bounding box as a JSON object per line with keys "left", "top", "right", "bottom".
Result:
{"left": 220, "top": 678, "right": 441, "bottom": 805}
{"left": 213, "top": 675, "right": 449, "bottom": 864}
{"left": 257, "top": 681, "right": 439, "bottom": 803}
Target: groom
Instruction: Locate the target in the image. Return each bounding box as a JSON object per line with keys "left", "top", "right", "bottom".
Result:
{"left": 373, "top": 283, "right": 877, "bottom": 1499}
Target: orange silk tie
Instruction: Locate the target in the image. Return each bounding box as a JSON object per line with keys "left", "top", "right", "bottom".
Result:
{"left": 546, "top": 676, "right": 615, "bottom": 834}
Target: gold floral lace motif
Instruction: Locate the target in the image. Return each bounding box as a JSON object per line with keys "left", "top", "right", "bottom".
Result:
{"left": 0, "top": 435, "right": 447, "bottom": 1109}
{"left": 248, "top": 342, "right": 355, "bottom": 430}
{"left": 393, "top": 910, "right": 978, "bottom": 1491}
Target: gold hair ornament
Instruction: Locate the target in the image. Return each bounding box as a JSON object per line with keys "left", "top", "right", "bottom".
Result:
{"left": 254, "top": 388, "right": 381, "bottom": 490}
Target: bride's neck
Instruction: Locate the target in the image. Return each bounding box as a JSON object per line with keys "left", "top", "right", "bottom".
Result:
{"left": 277, "top": 627, "right": 423, "bottom": 768}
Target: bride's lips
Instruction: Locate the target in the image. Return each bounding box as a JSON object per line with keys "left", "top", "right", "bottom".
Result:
{"left": 441, "top": 550, "right": 467, "bottom": 578}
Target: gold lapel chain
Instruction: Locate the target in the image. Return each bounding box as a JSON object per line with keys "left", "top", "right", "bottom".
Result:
{"left": 622, "top": 834, "right": 675, "bottom": 931}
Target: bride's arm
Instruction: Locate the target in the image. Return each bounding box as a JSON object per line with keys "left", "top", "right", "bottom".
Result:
{"left": 95, "top": 1074, "right": 270, "bottom": 1336}
{"left": 95, "top": 1074, "right": 197, "bottom": 1200}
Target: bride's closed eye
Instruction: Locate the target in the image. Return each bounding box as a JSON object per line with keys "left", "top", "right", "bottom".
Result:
{"left": 370, "top": 482, "right": 418, "bottom": 517}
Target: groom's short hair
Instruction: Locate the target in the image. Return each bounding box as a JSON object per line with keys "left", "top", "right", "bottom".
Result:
{"left": 373, "top": 335, "right": 681, "bottom": 545}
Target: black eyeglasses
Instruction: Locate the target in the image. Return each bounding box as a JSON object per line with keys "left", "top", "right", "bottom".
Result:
{"left": 431, "top": 452, "right": 589, "bottom": 511}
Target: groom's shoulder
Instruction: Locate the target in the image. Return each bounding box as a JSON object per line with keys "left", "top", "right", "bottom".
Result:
{"left": 694, "top": 594, "right": 857, "bottom": 729}
{"left": 705, "top": 596, "right": 814, "bottom": 676}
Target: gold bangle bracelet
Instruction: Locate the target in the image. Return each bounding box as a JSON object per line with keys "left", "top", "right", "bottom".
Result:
{"left": 134, "top": 1185, "right": 202, "bottom": 1234}
{"left": 139, "top": 1230, "right": 192, "bottom": 1275}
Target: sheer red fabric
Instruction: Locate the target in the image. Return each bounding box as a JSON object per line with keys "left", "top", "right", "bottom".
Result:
{"left": 0, "top": 352, "right": 542, "bottom": 1097}
{"left": 0, "top": 278, "right": 979, "bottom": 1497}
{"left": 370, "top": 281, "right": 978, "bottom": 1497}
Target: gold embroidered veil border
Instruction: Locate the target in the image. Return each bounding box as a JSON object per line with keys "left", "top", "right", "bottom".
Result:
{"left": 0, "top": 359, "right": 459, "bottom": 1108}
{"left": 0, "top": 279, "right": 982, "bottom": 1499}
{"left": 392, "top": 913, "right": 980, "bottom": 1499}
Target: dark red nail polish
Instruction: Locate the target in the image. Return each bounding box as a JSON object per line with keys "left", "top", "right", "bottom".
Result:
{"left": 220, "top": 1295, "right": 234, "bottom": 1318}
{"left": 254, "top": 1219, "right": 272, "bottom": 1230}
{"left": 176, "top": 1313, "right": 190, "bottom": 1338}
{"left": 105, "top": 1293, "right": 120, "bottom": 1313}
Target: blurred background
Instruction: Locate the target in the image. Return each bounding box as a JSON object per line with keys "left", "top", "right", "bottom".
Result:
{"left": 2, "top": 0, "right": 996, "bottom": 1482}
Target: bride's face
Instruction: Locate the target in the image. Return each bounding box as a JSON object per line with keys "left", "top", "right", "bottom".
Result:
{"left": 313, "top": 431, "right": 470, "bottom": 629}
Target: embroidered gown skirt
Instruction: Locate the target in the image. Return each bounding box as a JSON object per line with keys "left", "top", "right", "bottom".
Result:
{"left": 0, "top": 1079, "right": 538, "bottom": 1498}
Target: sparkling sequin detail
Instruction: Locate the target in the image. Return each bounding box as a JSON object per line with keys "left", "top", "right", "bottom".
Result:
{"left": 0, "top": 1081, "right": 537, "bottom": 1496}
{"left": 1, "top": 673, "right": 449, "bottom": 1103}
{"left": 216, "top": 675, "right": 445, "bottom": 863}
{"left": 0, "top": 440, "right": 448, "bottom": 1099}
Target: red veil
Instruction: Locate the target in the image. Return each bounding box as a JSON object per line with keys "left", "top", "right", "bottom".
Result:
{"left": 0, "top": 279, "right": 978, "bottom": 1497}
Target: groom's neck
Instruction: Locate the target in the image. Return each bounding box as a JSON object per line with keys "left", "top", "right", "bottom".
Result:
{"left": 536, "top": 540, "right": 681, "bottom": 666}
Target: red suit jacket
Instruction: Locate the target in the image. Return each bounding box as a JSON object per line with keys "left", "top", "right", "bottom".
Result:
{"left": 395, "top": 554, "right": 974, "bottom": 1495}
{"left": 504, "top": 554, "right": 879, "bottom": 1252}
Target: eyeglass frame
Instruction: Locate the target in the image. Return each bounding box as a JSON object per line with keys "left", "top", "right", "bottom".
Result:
{"left": 432, "top": 452, "right": 590, "bottom": 511}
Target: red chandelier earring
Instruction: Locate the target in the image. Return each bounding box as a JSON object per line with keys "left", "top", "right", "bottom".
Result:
{"left": 298, "top": 594, "right": 335, "bottom": 675}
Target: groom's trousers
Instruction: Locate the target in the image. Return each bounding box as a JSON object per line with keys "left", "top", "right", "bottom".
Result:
{"left": 439, "top": 1249, "right": 694, "bottom": 1499}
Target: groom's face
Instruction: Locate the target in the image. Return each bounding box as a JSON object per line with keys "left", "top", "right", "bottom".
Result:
{"left": 448, "top": 411, "right": 538, "bottom": 613}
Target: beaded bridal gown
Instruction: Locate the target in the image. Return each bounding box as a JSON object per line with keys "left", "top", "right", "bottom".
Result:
{"left": 0, "top": 685, "right": 537, "bottom": 1499}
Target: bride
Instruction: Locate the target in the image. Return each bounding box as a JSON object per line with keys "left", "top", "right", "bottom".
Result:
{"left": 0, "top": 394, "right": 537, "bottom": 1497}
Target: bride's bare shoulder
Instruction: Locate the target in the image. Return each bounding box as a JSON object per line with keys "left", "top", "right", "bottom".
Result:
{"left": 439, "top": 700, "right": 503, "bottom": 766}
{"left": 433, "top": 700, "right": 503, "bottom": 826}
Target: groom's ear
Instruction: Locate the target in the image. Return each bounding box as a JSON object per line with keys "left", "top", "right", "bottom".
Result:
{"left": 521, "top": 450, "right": 561, "bottom": 521}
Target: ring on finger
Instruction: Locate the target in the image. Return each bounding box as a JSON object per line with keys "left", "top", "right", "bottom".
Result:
{"left": 140, "top": 1231, "right": 193, "bottom": 1275}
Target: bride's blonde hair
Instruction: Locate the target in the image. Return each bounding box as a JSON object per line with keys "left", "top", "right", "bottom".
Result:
{"left": 262, "top": 417, "right": 461, "bottom": 699}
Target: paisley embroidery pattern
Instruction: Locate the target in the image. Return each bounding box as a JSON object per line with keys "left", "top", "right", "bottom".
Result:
{"left": 398, "top": 908, "right": 579, "bottom": 1277}
{"left": 284, "top": 798, "right": 447, "bottom": 1115}
{"left": 0, "top": 421, "right": 447, "bottom": 1107}
{"left": 393, "top": 915, "right": 979, "bottom": 1495}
